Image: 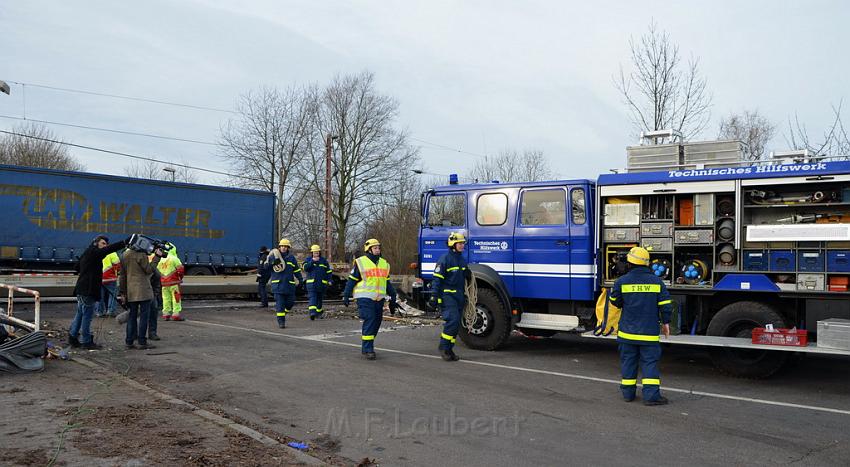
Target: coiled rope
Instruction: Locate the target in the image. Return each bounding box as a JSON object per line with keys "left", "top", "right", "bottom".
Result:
{"left": 463, "top": 276, "right": 478, "bottom": 329}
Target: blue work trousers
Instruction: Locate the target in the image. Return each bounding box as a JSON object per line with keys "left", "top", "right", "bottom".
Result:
{"left": 439, "top": 295, "right": 464, "bottom": 350}
{"left": 126, "top": 300, "right": 151, "bottom": 346}
{"left": 618, "top": 342, "right": 662, "bottom": 402}
{"left": 358, "top": 298, "right": 384, "bottom": 353}
{"left": 274, "top": 292, "right": 295, "bottom": 326}
{"left": 258, "top": 281, "right": 269, "bottom": 307}
{"left": 308, "top": 287, "right": 325, "bottom": 317}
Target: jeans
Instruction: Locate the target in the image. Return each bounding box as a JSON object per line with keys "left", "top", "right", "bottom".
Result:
{"left": 69, "top": 294, "right": 98, "bottom": 344}
{"left": 126, "top": 300, "right": 151, "bottom": 346}
{"left": 97, "top": 282, "right": 118, "bottom": 316}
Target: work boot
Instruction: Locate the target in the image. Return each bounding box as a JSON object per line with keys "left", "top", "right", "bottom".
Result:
{"left": 364, "top": 352, "right": 376, "bottom": 360}
{"left": 278, "top": 323, "right": 286, "bottom": 329}
{"left": 644, "top": 396, "right": 669, "bottom": 406}
{"left": 149, "top": 335, "right": 161, "bottom": 341}
{"left": 81, "top": 342, "right": 103, "bottom": 350}
{"left": 309, "top": 315, "right": 315, "bottom": 321}
{"left": 68, "top": 336, "right": 81, "bottom": 348}
{"left": 440, "top": 349, "right": 459, "bottom": 361}
{"left": 162, "top": 315, "right": 171, "bottom": 321}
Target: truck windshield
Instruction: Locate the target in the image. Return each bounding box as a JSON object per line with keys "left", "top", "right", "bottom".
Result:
{"left": 426, "top": 194, "right": 465, "bottom": 227}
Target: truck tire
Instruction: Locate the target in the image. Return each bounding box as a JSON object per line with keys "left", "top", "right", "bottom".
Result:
{"left": 186, "top": 266, "right": 212, "bottom": 276}
{"left": 459, "top": 288, "right": 512, "bottom": 351}
{"left": 706, "top": 301, "right": 789, "bottom": 378}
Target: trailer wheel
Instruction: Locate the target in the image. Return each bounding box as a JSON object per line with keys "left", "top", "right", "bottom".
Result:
{"left": 706, "top": 301, "right": 789, "bottom": 378}
{"left": 186, "top": 266, "right": 212, "bottom": 276}
{"left": 459, "top": 288, "right": 511, "bottom": 351}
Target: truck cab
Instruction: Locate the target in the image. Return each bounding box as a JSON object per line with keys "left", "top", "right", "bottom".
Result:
{"left": 418, "top": 179, "right": 597, "bottom": 349}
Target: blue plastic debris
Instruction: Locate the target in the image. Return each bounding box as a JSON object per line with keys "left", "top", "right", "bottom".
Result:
{"left": 287, "top": 441, "right": 309, "bottom": 450}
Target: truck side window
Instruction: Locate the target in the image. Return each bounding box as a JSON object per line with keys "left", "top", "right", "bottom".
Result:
{"left": 476, "top": 193, "right": 508, "bottom": 226}
{"left": 571, "top": 188, "right": 586, "bottom": 225}
{"left": 520, "top": 189, "right": 566, "bottom": 226}
{"left": 427, "top": 194, "right": 465, "bottom": 227}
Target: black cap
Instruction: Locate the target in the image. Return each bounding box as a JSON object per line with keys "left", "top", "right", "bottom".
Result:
{"left": 259, "top": 246, "right": 269, "bottom": 253}
{"left": 93, "top": 235, "right": 109, "bottom": 245}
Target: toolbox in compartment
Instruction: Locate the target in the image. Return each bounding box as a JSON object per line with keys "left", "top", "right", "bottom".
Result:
{"left": 828, "top": 276, "right": 849, "bottom": 292}
{"left": 817, "top": 319, "right": 850, "bottom": 350}
{"left": 641, "top": 222, "right": 673, "bottom": 237}
{"left": 798, "top": 250, "right": 825, "bottom": 272}
{"left": 797, "top": 273, "right": 825, "bottom": 291}
{"left": 674, "top": 229, "right": 714, "bottom": 244}
{"left": 827, "top": 250, "right": 850, "bottom": 272}
{"left": 743, "top": 250, "right": 767, "bottom": 271}
{"left": 603, "top": 202, "right": 640, "bottom": 226}
{"left": 642, "top": 237, "right": 673, "bottom": 252}
{"left": 769, "top": 249, "right": 795, "bottom": 272}
{"left": 603, "top": 228, "right": 640, "bottom": 242}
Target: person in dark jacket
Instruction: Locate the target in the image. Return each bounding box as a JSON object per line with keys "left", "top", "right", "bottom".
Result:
{"left": 609, "top": 246, "right": 672, "bottom": 406}
{"left": 68, "top": 235, "right": 127, "bottom": 350}
{"left": 303, "top": 244, "right": 331, "bottom": 320}
{"left": 119, "top": 245, "right": 164, "bottom": 350}
{"left": 257, "top": 246, "right": 271, "bottom": 308}
{"left": 148, "top": 258, "right": 163, "bottom": 341}
{"left": 429, "top": 232, "right": 470, "bottom": 362}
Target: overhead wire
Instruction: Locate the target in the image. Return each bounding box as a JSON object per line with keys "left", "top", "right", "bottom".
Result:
{"left": 6, "top": 80, "right": 237, "bottom": 114}
{"left": 0, "top": 115, "right": 223, "bottom": 147}
{"left": 0, "top": 129, "right": 251, "bottom": 182}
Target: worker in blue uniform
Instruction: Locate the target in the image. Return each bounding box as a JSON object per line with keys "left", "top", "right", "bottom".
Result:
{"left": 342, "top": 238, "right": 398, "bottom": 360}
{"left": 303, "top": 244, "right": 331, "bottom": 320}
{"left": 429, "top": 232, "right": 470, "bottom": 362}
{"left": 267, "top": 238, "right": 303, "bottom": 328}
{"left": 609, "top": 246, "right": 672, "bottom": 406}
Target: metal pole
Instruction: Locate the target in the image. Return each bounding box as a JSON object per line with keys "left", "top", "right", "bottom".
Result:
{"left": 324, "top": 134, "right": 333, "bottom": 262}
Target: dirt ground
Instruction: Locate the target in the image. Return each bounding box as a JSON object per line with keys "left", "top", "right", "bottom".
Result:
{"left": 0, "top": 352, "right": 313, "bottom": 467}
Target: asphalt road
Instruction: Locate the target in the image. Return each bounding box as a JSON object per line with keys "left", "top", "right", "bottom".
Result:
{"left": 27, "top": 300, "right": 850, "bottom": 466}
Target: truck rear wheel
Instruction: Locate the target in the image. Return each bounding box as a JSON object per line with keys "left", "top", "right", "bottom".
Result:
{"left": 459, "top": 288, "right": 511, "bottom": 351}
{"left": 706, "top": 301, "right": 789, "bottom": 378}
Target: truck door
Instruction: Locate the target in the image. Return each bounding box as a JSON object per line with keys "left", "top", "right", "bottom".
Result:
{"left": 568, "top": 184, "right": 594, "bottom": 301}
{"left": 420, "top": 192, "right": 467, "bottom": 278}
{"left": 513, "top": 187, "right": 571, "bottom": 300}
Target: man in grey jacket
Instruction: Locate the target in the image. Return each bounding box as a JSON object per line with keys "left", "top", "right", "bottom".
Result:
{"left": 119, "top": 244, "right": 164, "bottom": 350}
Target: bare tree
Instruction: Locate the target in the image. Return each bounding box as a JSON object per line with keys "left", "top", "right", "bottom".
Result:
{"left": 317, "top": 71, "right": 419, "bottom": 259}
{"left": 362, "top": 172, "right": 424, "bottom": 268}
{"left": 124, "top": 160, "right": 198, "bottom": 183}
{"left": 468, "top": 149, "right": 552, "bottom": 183}
{"left": 786, "top": 100, "right": 850, "bottom": 159}
{"left": 218, "top": 85, "right": 318, "bottom": 240}
{"left": 0, "top": 122, "right": 85, "bottom": 171}
{"left": 615, "top": 22, "right": 712, "bottom": 139}
{"left": 718, "top": 110, "right": 776, "bottom": 161}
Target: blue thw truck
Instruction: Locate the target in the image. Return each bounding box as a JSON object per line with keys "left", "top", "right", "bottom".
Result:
{"left": 0, "top": 164, "right": 274, "bottom": 275}
{"left": 416, "top": 143, "right": 850, "bottom": 377}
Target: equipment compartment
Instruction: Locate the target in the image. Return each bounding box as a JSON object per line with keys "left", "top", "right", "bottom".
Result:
{"left": 641, "top": 222, "right": 674, "bottom": 237}
{"left": 674, "top": 229, "right": 714, "bottom": 244}
{"left": 642, "top": 237, "right": 673, "bottom": 252}
{"left": 603, "top": 228, "right": 640, "bottom": 242}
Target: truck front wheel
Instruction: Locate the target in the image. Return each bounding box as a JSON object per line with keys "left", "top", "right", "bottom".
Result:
{"left": 459, "top": 288, "right": 511, "bottom": 351}
{"left": 706, "top": 301, "right": 789, "bottom": 378}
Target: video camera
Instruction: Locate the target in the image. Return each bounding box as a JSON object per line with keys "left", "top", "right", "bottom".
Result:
{"left": 126, "top": 234, "right": 172, "bottom": 256}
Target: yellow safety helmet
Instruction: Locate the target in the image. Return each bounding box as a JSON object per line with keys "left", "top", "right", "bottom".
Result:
{"left": 278, "top": 238, "right": 292, "bottom": 248}
{"left": 448, "top": 232, "right": 467, "bottom": 247}
{"left": 310, "top": 244, "right": 321, "bottom": 253}
{"left": 363, "top": 238, "right": 381, "bottom": 252}
{"left": 627, "top": 246, "right": 650, "bottom": 266}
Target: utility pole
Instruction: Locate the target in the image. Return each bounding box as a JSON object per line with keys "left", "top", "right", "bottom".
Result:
{"left": 324, "top": 134, "right": 337, "bottom": 262}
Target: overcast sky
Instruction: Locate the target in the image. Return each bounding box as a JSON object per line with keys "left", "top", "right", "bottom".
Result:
{"left": 2, "top": 0, "right": 849, "bottom": 184}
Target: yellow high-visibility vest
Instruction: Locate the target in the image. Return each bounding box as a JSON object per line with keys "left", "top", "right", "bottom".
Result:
{"left": 352, "top": 256, "right": 390, "bottom": 300}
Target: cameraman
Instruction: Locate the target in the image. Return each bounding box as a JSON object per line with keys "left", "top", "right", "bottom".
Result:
{"left": 68, "top": 235, "right": 127, "bottom": 350}
{"left": 119, "top": 241, "right": 166, "bottom": 350}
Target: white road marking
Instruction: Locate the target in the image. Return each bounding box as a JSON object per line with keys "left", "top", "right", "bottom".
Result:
{"left": 188, "top": 320, "right": 850, "bottom": 417}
